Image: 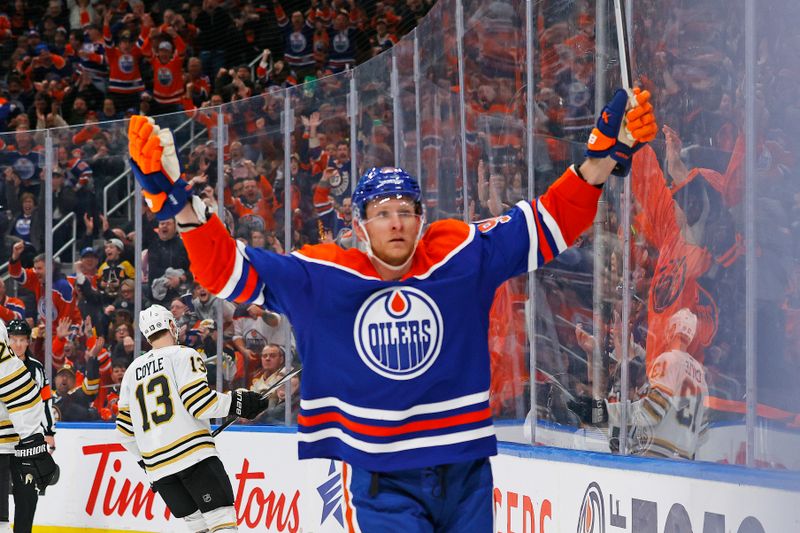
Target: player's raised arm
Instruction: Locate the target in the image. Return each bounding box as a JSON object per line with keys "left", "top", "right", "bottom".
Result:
{"left": 477, "top": 87, "right": 657, "bottom": 281}
{"left": 128, "top": 117, "right": 308, "bottom": 314}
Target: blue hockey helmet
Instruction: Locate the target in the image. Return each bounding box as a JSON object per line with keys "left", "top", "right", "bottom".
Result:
{"left": 351, "top": 167, "right": 422, "bottom": 220}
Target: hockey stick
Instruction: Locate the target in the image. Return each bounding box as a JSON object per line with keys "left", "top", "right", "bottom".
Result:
{"left": 212, "top": 366, "right": 302, "bottom": 437}
{"left": 613, "top": 0, "right": 637, "bottom": 144}
{"left": 613, "top": 0, "right": 632, "bottom": 90}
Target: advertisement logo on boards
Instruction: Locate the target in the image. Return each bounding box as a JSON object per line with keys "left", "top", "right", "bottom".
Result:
{"left": 82, "top": 444, "right": 301, "bottom": 532}
{"left": 316, "top": 460, "right": 344, "bottom": 528}
{"left": 576, "top": 481, "right": 767, "bottom": 533}
{"left": 577, "top": 482, "right": 605, "bottom": 533}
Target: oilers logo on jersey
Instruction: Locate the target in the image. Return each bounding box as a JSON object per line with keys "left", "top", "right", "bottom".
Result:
{"left": 290, "top": 32, "right": 307, "bottom": 52}
{"left": 354, "top": 287, "right": 443, "bottom": 380}
{"left": 157, "top": 67, "right": 173, "bottom": 87}
{"left": 119, "top": 53, "right": 135, "bottom": 74}
{"left": 333, "top": 32, "right": 349, "bottom": 53}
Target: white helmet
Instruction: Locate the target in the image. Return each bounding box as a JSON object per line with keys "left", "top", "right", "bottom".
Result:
{"left": 139, "top": 305, "right": 178, "bottom": 341}
{"left": 668, "top": 308, "right": 697, "bottom": 343}
{"left": 0, "top": 320, "right": 7, "bottom": 345}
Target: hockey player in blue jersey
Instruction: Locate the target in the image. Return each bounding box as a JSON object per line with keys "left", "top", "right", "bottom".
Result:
{"left": 128, "top": 87, "right": 657, "bottom": 531}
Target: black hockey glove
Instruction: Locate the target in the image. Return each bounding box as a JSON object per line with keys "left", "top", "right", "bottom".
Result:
{"left": 568, "top": 395, "right": 608, "bottom": 425}
{"left": 14, "top": 434, "right": 60, "bottom": 495}
{"left": 229, "top": 389, "right": 269, "bottom": 420}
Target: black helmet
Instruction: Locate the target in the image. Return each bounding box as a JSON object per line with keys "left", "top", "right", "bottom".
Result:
{"left": 6, "top": 319, "right": 31, "bottom": 337}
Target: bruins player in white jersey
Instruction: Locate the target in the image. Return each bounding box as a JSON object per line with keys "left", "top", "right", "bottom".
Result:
{"left": 608, "top": 309, "right": 709, "bottom": 460}
{"left": 2, "top": 320, "right": 57, "bottom": 533}
{"left": 0, "top": 321, "right": 59, "bottom": 533}
{"left": 116, "top": 305, "right": 268, "bottom": 532}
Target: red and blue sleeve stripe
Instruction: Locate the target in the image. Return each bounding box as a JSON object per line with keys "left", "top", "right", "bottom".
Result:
{"left": 182, "top": 215, "right": 266, "bottom": 306}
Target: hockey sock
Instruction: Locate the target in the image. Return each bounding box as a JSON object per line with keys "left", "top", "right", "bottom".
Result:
{"left": 201, "top": 505, "right": 238, "bottom": 532}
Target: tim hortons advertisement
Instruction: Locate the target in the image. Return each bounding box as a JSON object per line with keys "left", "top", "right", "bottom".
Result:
{"left": 491, "top": 451, "right": 799, "bottom": 533}
{"left": 28, "top": 427, "right": 348, "bottom": 532}
{"left": 25, "top": 427, "right": 800, "bottom": 532}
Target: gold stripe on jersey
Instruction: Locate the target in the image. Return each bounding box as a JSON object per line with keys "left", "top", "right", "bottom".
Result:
{"left": 7, "top": 398, "right": 40, "bottom": 415}
{"left": 140, "top": 430, "right": 215, "bottom": 471}
{"left": 642, "top": 399, "right": 662, "bottom": 421}
{"left": 648, "top": 438, "right": 693, "bottom": 460}
{"left": 82, "top": 378, "right": 100, "bottom": 394}
{"left": 183, "top": 386, "right": 210, "bottom": 409}
{"left": 4, "top": 380, "right": 41, "bottom": 414}
{"left": 184, "top": 387, "right": 216, "bottom": 416}
{"left": 647, "top": 389, "right": 670, "bottom": 411}
{"left": 210, "top": 523, "right": 238, "bottom": 532}
{"left": 650, "top": 382, "right": 674, "bottom": 398}
{"left": 0, "top": 378, "right": 36, "bottom": 404}
{"left": 116, "top": 421, "right": 134, "bottom": 436}
{"left": 0, "top": 344, "right": 13, "bottom": 363}
{"left": 145, "top": 442, "right": 216, "bottom": 472}
{"left": 179, "top": 378, "right": 205, "bottom": 398}
{"left": 0, "top": 418, "right": 19, "bottom": 444}
{"left": 140, "top": 429, "right": 211, "bottom": 460}
{"left": 0, "top": 366, "right": 27, "bottom": 388}
{"left": 116, "top": 409, "right": 134, "bottom": 436}
{"left": 192, "top": 394, "right": 218, "bottom": 418}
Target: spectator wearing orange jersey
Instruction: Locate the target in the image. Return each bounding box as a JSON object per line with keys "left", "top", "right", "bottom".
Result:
{"left": 225, "top": 175, "right": 277, "bottom": 234}
{"left": 185, "top": 57, "right": 212, "bottom": 108}
{"left": 92, "top": 357, "right": 128, "bottom": 421}
{"left": 0, "top": 278, "right": 25, "bottom": 324}
{"left": 103, "top": 10, "right": 149, "bottom": 112}
{"left": 142, "top": 27, "right": 186, "bottom": 115}
{"left": 8, "top": 244, "right": 82, "bottom": 332}
{"left": 20, "top": 44, "right": 71, "bottom": 85}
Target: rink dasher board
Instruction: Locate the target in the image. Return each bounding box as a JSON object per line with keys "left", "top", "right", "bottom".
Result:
{"left": 25, "top": 423, "right": 800, "bottom": 533}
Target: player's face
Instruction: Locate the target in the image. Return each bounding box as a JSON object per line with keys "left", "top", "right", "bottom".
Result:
{"left": 8, "top": 335, "right": 28, "bottom": 357}
{"left": 359, "top": 196, "right": 421, "bottom": 267}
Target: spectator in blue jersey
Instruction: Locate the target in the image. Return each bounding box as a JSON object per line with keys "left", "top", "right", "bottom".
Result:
{"left": 129, "top": 80, "right": 657, "bottom": 530}
{"left": 327, "top": 9, "right": 360, "bottom": 73}
{"left": 1, "top": 129, "right": 43, "bottom": 195}
{"left": 274, "top": 0, "right": 317, "bottom": 83}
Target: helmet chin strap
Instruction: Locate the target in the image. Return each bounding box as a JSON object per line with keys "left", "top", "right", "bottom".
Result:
{"left": 356, "top": 217, "right": 425, "bottom": 276}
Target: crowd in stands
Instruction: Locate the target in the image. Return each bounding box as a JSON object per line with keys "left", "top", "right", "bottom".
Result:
{"left": 0, "top": 0, "right": 798, "bottom": 467}
{"left": 0, "top": 0, "right": 432, "bottom": 425}
{"left": 516, "top": 0, "right": 800, "bottom": 439}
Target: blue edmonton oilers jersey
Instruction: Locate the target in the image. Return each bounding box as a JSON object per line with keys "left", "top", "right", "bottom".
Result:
{"left": 183, "top": 166, "right": 601, "bottom": 471}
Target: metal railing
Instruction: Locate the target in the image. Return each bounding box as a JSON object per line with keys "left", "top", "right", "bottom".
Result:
{"left": 53, "top": 212, "right": 77, "bottom": 262}
{"left": 0, "top": 212, "right": 75, "bottom": 282}
{"left": 102, "top": 115, "right": 209, "bottom": 219}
